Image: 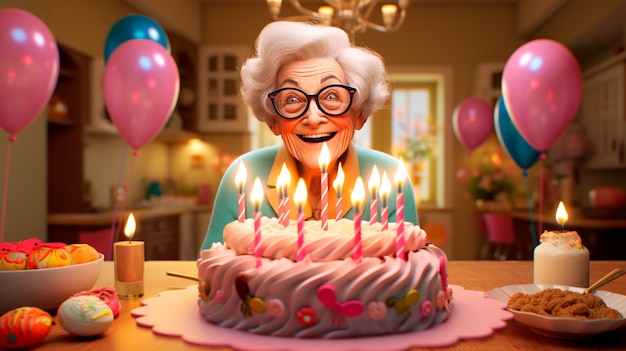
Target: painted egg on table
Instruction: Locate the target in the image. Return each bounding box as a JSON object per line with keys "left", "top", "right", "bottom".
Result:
{"left": 57, "top": 295, "right": 114, "bottom": 337}
{"left": 0, "top": 307, "right": 53, "bottom": 349}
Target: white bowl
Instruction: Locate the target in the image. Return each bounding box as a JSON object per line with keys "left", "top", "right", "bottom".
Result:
{"left": 487, "top": 284, "right": 626, "bottom": 339}
{"left": 0, "top": 254, "right": 103, "bottom": 314}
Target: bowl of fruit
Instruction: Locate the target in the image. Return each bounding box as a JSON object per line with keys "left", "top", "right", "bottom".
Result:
{"left": 0, "top": 238, "right": 103, "bottom": 314}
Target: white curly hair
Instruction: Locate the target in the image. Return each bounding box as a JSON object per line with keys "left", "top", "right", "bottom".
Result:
{"left": 240, "top": 21, "right": 390, "bottom": 126}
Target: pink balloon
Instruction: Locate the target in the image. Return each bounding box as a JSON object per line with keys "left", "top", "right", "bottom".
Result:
{"left": 0, "top": 8, "right": 59, "bottom": 135}
{"left": 103, "top": 39, "right": 179, "bottom": 150}
{"left": 502, "top": 39, "right": 582, "bottom": 152}
{"left": 452, "top": 97, "right": 494, "bottom": 150}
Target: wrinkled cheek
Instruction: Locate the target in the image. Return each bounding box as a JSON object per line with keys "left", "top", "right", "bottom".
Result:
{"left": 331, "top": 117, "right": 353, "bottom": 131}
{"left": 280, "top": 120, "right": 298, "bottom": 135}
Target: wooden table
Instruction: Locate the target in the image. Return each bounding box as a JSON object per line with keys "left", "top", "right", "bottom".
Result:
{"left": 35, "top": 260, "right": 626, "bottom": 350}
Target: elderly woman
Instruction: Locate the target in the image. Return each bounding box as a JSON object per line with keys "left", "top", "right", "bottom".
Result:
{"left": 200, "top": 21, "right": 418, "bottom": 249}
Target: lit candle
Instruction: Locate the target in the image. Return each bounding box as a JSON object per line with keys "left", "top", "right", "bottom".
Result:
{"left": 368, "top": 165, "right": 380, "bottom": 225}
{"left": 319, "top": 142, "right": 330, "bottom": 230}
{"left": 379, "top": 171, "right": 391, "bottom": 230}
{"left": 533, "top": 201, "right": 590, "bottom": 287}
{"left": 556, "top": 200, "right": 568, "bottom": 230}
{"left": 277, "top": 163, "right": 290, "bottom": 226}
{"left": 114, "top": 213, "right": 144, "bottom": 299}
{"left": 333, "top": 163, "right": 345, "bottom": 221}
{"left": 294, "top": 178, "right": 307, "bottom": 261}
{"left": 394, "top": 158, "right": 408, "bottom": 260}
{"left": 250, "top": 177, "right": 264, "bottom": 268}
{"left": 351, "top": 177, "right": 365, "bottom": 263}
{"left": 235, "top": 162, "right": 247, "bottom": 223}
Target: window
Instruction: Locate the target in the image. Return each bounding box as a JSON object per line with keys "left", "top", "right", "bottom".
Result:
{"left": 363, "top": 67, "right": 453, "bottom": 208}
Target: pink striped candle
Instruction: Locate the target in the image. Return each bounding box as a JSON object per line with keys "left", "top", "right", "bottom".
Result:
{"left": 333, "top": 163, "right": 344, "bottom": 221}
{"left": 379, "top": 171, "right": 391, "bottom": 230}
{"left": 277, "top": 163, "right": 290, "bottom": 226}
{"left": 294, "top": 178, "right": 307, "bottom": 261}
{"left": 250, "top": 177, "right": 263, "bottom": 267}
{"left": 351, "top": 177, "right": 365, "bottom": 263}
{"left": 368, "top": 165, "right": 380, "bottom": 225}
{"left": 394, "top": 159, "right": 408, "bottom": 260}
{"left": 319, "top": 142, "right": 330, "bottom": 230}
{"left": 235, "top": 162, "right": 247, "bottom": 223}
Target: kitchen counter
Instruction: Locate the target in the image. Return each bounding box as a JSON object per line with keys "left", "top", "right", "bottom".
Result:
{"left": 47, "top": 205, "right": 212, "bottom": 226}
{"left": 47, "top": 205, "right": 212, "bottom": 260}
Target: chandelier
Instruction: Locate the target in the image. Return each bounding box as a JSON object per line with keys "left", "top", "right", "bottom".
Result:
{"left": 266, "top": 0, "right": 410, "bottom": 39}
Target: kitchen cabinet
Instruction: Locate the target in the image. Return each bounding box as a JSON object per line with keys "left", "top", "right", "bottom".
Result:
{"left": 48, "top": 44, "right": 89, "bottom": 214}
{"left": 134, "top": 214, "right": 180, "bottom": 260}
{"left": 580, "top": 53, "right": 626, "bottom": 169}
{"left": 48, "top": 211, "right": 183, "bottom": 260}
{"left": 197, "top": 45, "right": 252, "bottom": 132}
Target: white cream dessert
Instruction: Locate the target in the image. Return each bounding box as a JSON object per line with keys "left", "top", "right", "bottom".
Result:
{"left": 533, "top": 230, "right": 589, "bottom": 287}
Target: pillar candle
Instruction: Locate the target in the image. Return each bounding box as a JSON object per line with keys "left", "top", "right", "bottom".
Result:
{"left": 114, "top": 213, "right": 144, "bottom": 298}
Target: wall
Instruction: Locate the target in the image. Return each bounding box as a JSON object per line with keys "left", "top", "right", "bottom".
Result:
{"left": 200, "top": 1, "right": 524, "bottom": 259}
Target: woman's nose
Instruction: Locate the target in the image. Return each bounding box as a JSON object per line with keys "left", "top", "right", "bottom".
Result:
{"left": 304, "top": 102, "right": 327, "bottom": 126}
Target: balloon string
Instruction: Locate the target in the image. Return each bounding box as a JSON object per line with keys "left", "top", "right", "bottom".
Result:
{"left": 0, "top": 134, "right": 17, "bottom": 243}
{"left": 115, "top": 149, "right": 137, "bottom": 241}
{"left": 538, "top": 153, "right": 547, "bottom": 238}
{"left": 110, "top": 144, "right": 129, "bottom": 241}
{"left": 523, "top": 170, "right": 537, "bottom": 249}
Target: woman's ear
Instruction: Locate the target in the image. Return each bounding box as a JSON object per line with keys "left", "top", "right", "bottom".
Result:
{"left": 354, "top": 115, "right": 366, "bottom": 130}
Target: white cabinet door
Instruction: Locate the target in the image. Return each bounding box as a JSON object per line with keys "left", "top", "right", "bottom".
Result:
{"left": 581, "top": 60, "right": 626, "bottom": 169}
{"left": 197, "top": 46, "right": 252, "bottom": 132}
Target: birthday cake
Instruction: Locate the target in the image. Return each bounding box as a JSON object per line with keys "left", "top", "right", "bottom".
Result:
{"left": 197, "top": 217, "right": 452, "bottom": 338}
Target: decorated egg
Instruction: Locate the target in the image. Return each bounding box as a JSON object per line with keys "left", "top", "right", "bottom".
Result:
{"left": 64, "top": 244, "right": 100, "bottom": 264}
{"left": 71, "top": 287, "right": 121, "bottom": 318}
{"left": 0, "top": 251, "right": 27, "bottom": 270}
{"left": 26, "top": 246, "right": 71, "bottom": 269}
{"left": 0, "top": 307, "right": 53, "bottom": 349}
{"left": 57, "top": 295, "right": 114, "bottom": 337}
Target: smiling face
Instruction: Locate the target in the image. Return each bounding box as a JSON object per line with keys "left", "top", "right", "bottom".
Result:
{"left": 270, "top": 57, "right": 363, "bottom": 173}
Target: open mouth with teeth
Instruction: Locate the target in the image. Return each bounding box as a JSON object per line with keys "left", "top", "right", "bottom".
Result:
{"left": 298, "top": 132, "right": 336, "bottom": 143}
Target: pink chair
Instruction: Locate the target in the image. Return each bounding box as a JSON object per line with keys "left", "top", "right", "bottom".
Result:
{"left": 78, "top": 229, "right": 114, "bottom": 260}
{"left": 482, "top": 213, "right": 515, "bottom": 260}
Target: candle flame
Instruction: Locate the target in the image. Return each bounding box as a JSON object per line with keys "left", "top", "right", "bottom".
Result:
{"left": 294, "top": 178, "right": 307, "bottom": 206}
{"left": 235, "top": 162, "right": 247, "bottom": 189}
{"left": 318, "top": 142, "right": 330, "bottom": 171}
{"left": 368, "top": 165, "right": 380, "bottom": 194}
{"left": 250, "top": 177, "right": 263, "bottom": 207}
{"left": 351, "top": 177, "right": 365, "bottom": 208}
{"left": 556, "top": 201, "right": 568, "bottom": 226}
{"left": 333, "top": 162, "right": 344, "bottom": 192}
{"left": 379, "top": 171, "right": 391, "bottom": 200}
{"left": 277, "top": 162, "right": 290, "bottom": 191}
{"left": 394, "top": 158, "right": 408, "bottom": 187}
{"left": 124, "top": 213, "right": 136, "bottom": 241}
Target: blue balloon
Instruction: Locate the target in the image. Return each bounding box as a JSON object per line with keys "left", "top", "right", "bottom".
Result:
{"left": 494, "top": 96, "right": 540, "bottom": 170}
{"left": 104, "top": 14, "right": 170, "bottom": 62}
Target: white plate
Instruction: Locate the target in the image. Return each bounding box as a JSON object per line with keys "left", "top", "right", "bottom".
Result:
{"left": 486, "top": 284, "right": 626, "bottom": 339}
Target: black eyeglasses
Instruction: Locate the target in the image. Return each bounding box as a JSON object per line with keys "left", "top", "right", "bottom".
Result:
{"left": 268, "top": 84, "right": 357, "bottom": 120}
